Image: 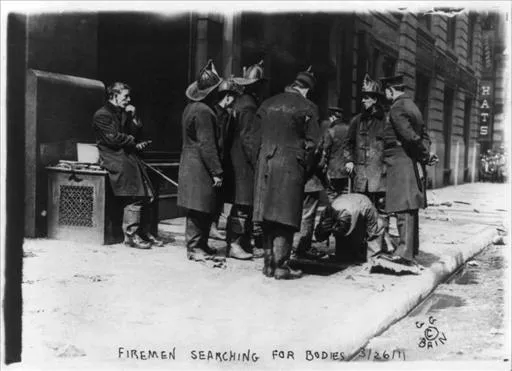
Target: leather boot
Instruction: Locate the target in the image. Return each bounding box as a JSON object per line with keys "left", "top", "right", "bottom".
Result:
{"left": 228, "top": 238, "right": 253, "bottom": 260}
{"left": 144, "top": 232, "right": 165, "bottom": 247}
{"left": 274, "top": 264, "right": 303, "bottom": 280}
{"left": 124, "top": 234, "right": 152, "bottom": 249}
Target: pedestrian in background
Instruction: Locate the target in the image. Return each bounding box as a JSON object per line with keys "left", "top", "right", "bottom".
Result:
{"left": 253, "top": 67, "right": 320, "bottom": 280}
{"left": 93, "top": 82, "right": 163, "bottom": 249}
{"left": 177, "top": 60, "right": 226, "bottom": 262}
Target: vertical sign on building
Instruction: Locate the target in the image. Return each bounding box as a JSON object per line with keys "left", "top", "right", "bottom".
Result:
{"left": 479, "top": 80, "right": 493, "bottom": 140}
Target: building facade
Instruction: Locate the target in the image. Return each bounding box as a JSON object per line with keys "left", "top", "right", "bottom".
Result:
{"left": 6, "top": 9, "right": 507, "bottom": 236}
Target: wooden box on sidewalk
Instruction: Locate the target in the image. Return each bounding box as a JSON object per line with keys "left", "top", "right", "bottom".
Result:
{"left": 46, "top": 165, "right": 123, "bottom": 245}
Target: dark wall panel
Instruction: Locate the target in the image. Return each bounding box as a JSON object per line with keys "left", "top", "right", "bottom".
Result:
{"left": 97, "top": 12, "right": 192, "bottom": 153}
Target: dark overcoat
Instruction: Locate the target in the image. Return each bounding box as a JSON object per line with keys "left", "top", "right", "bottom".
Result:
{"left": 383, "top": 94, "right": 431, "bottom": 213}
{"left": 252, "top": 89, "right": 320, "bottom": 231}
{"left": 224, "top": 93, "right": 258, "bottom": 205}
{"left": 344, "top": 109, "right": 387, "bottom": 193}
{"left": 322, "top": 118, "right": 350, "bottom": 180}
{"left": 93, "top": 102, "right": 154, "bottom": 198}
{"left": 304, "top": 119, "right": 330, "bottom": 193}
{"left": 177, "top": 102, "right": 223, "bottom": 214}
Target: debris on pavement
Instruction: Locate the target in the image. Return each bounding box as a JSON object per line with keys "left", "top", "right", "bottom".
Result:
{"left": 473, "top": 208, "right": 480, "bottom": 213}
{"left": 369, "top": 255, "right": 422, "bottom": 276}
{"left": 492, "top": 235, "right": 505, "bottom": 245}
{"left": 23, "top": 250, "right": 37, "bottom": 258}
{"left": 454, "top": 200, "right": 471, "bottom": 205}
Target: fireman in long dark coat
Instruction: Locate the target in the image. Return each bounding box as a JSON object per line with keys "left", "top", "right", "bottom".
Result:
{"left": 178, "top": 60, "right": 226, "bottom": 261}
{"left": 344, "top": 74, "right": 388, "bottom": 256}
{"left": 253, "top": 68, "right": 320, "bottom": 280}
{"left": 321, "top": 107, "right": 350, "bottom": 202}
{"left": 223, "top": 61, "right": 267, "bottom": 260}
{"left": 93, "top": 82, "right": 163, "bottom": 249}
{"left": 379, "top": 74, "right": 436, "bottom": 263}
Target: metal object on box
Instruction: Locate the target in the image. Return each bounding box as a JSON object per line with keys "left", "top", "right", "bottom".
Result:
{"left": 47, "top": 164, "right": 122, "bottom": 245}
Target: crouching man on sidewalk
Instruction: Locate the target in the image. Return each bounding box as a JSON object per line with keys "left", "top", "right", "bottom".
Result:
{"left": 313, "top": 193, "right": 385, "bottom": 263}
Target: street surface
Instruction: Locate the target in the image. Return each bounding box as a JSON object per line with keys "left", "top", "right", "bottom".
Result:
{"left": 19, "top": 182, "right": 510, "bottom": 369}
{"left": 358, "top": 241, "right": 510, "bottom": 362}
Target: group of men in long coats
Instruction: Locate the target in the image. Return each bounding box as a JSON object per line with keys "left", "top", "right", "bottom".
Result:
{"left": 92, "top": 57, "right": 437, "bottom": 280}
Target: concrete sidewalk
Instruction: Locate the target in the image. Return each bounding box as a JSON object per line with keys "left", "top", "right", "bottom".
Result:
{"left": 17, "top": 183, "right": 509, "bottom": 369}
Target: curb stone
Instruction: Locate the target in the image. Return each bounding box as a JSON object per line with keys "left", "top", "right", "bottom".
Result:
{"left": 329, "top": 225, "right": 498, "bottom": 361}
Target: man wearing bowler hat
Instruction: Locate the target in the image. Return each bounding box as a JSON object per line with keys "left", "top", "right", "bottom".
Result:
{"left": 377, "top": 74, "right": 437, "bottom": 267}
{"left": 178, "top": 60, "right": 226, "bottom": 262}
{"left": 253, "top": 66, "right": 320, "bottom": 279}
{"left": 343, "top": 74, "right": 388, "bottom": 259}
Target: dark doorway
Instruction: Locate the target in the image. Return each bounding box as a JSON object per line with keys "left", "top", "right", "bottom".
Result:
{"left": 443, "top": 87, "right": 454, "bottom": 185}
{"left": 97, "top": 12, "right": 192, "bottom": 153}
{"left": 463, "top": 97, "right": 473, "bottom": 182}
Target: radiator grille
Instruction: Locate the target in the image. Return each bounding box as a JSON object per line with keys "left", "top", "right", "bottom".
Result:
{"left": 58, "top": 185, "right": 94, "bottom": 227}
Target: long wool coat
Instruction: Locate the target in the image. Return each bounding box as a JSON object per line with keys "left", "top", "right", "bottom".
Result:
{"left": 344, "top": 109, "right": 387, "bottom": 194}
{"left": 322, "top": 118, "right": 350, "bottom": 180}
{"left": 177, "top": 102, "right": 223, "bottom": 214}
{"left": 224, "top": 93, "right": 259, "bottom": 206}
{"left": 252, "top": 89, "right": 320, "bottom": 231}
{"left": 93, "top": 102, "right": 154, "bottom": 198}
{"left": 383, "top": 94, "right": 431, "bottom": 213}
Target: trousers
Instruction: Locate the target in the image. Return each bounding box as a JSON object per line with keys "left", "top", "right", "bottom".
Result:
{"left": 295, "top": 192, "right": 320, "bottom": 253}
{"left": 185, "top": 210, "right": 214, "bottom": 253}
{"left": 262, "top": 221, "right": 294, "bottom": 268}
{"left": 393, "top": 209, "right": 419, "bottom": 260}
{"left": 121, "top": 197, "right": 154, "bottom": 238}
{"left": 227, "top": 204, "right": 252, "bottom": 246}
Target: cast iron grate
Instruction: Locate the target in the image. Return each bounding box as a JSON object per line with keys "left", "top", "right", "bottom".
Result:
{"left": 58, "top": 185, "right": 94, "bottom": 227}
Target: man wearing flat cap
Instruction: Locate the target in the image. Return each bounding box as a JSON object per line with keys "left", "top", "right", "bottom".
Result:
{"left": 378, "top": 74, "right": 437, "bottom": 265}
{"left": 253, "top": 66, "right": 320, "bottom": 280}
{"left": 178, "top": 60, "right": 226, "bottom": 262}
{"left": 214, "top": 61, "right": 268, "bottom": 260}
{"left": 343, "top": 74, "right": 389, "bottom": 259}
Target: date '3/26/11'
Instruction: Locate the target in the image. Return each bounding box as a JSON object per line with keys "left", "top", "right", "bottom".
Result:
{"left": 357, "top": 348, "right": 406, "bottom": 361}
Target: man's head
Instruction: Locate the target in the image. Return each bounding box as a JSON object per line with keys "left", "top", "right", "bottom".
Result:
{"left": 380, "top": 75, "right": 406, "bottom": 101}
{"left": 217, "top": 79, "right": 242, "bottom": 109}
{"left": 290, "top": 66, "right": 316, "bottom": 98}
{"left": 360, "top": 74, "right": 384, "bottom": 112}
{"left": 327, "top": 107, "right": 344, "bottom": 123}
{"left": 107, "top": 82, "right": 132, "bottom": 108}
